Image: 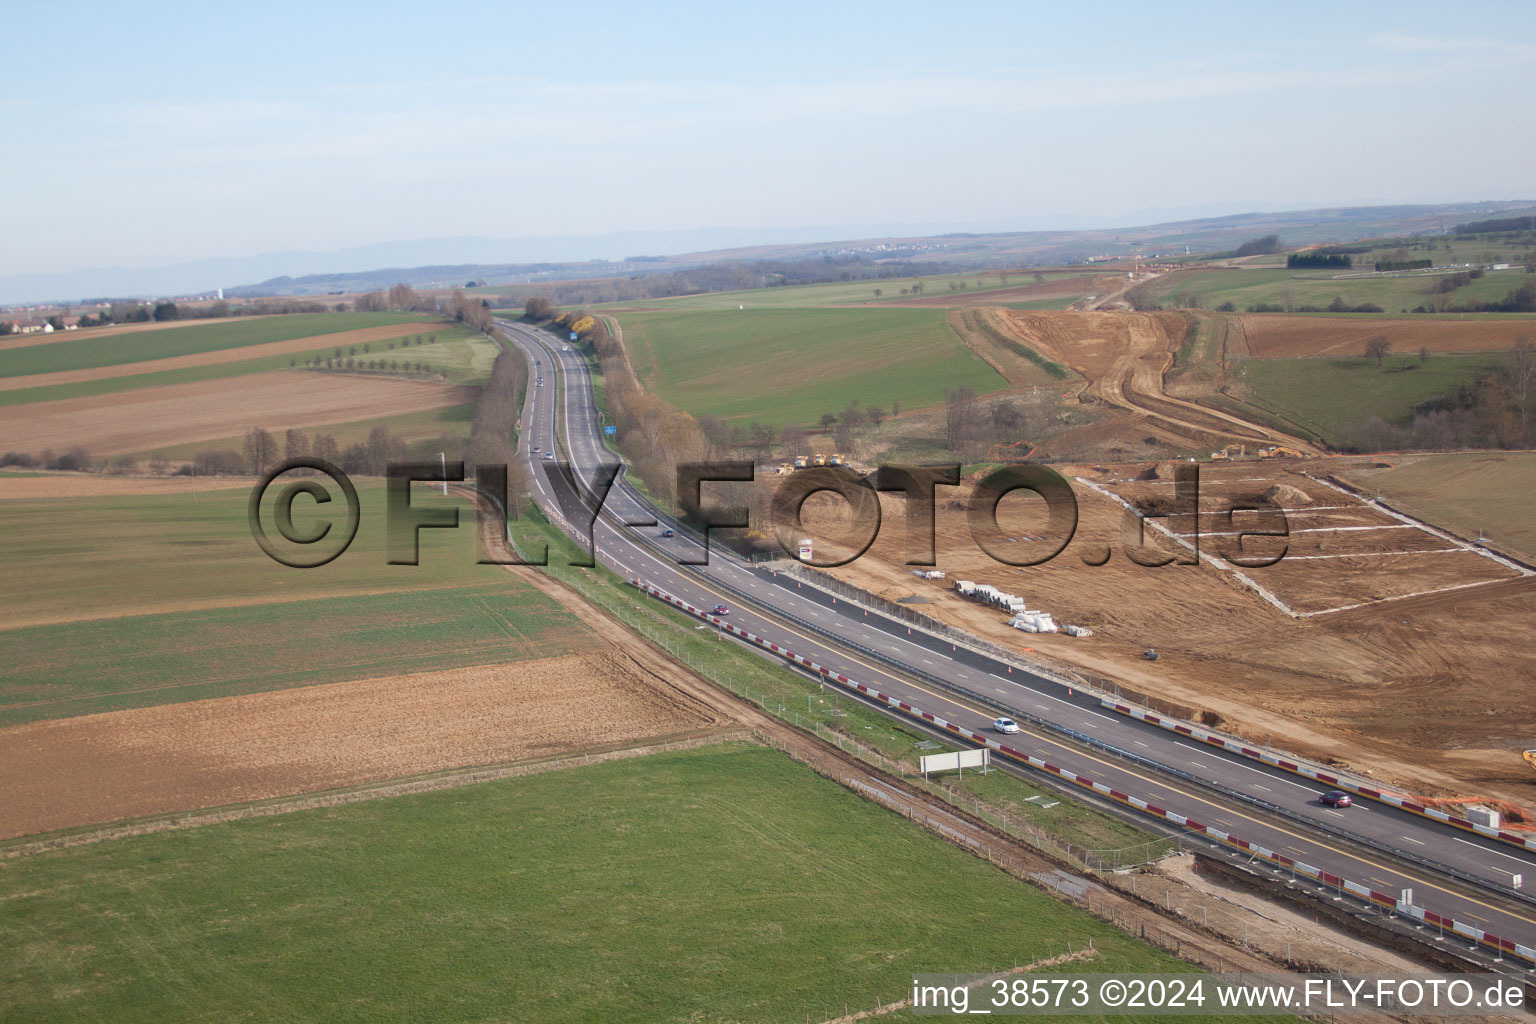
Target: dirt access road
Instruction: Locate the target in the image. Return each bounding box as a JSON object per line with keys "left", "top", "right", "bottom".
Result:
{"left": 993, "top": 310, "right": 1321, "bottom": 455}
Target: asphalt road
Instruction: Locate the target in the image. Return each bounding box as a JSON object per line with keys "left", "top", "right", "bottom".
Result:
{"left": 498, "top": 319, "right": 1536, "bottom": 956}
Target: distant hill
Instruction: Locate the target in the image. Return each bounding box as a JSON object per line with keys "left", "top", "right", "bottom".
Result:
{"left": 5, "top": 201, "right": 1532, "bottom": 306}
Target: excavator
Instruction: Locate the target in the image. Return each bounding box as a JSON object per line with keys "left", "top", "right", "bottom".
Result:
{"left": 1258, "top": 445, "right": 1307, "bottom": 459}
{"left": 1210, "top": 443, "right": 1246, "bottom": 461}
{"left": 1524, "top": 749, "right": 1536, "bottom": 772}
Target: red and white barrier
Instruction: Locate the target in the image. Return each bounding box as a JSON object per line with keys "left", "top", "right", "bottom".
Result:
{"left": 631, "top": 578, "right": 1536, "bottom": 966}
{"left": 1101, "top": 700, "right": 1536, "bottom": 857}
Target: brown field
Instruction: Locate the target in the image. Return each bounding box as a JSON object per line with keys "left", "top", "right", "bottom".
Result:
{"left": 0, "top": 651, "right": 722, "bottom": 839}
{"left": 799, "top": 457, "right": 1536, "bottom": 804}
{"left": 0, "top": 473, "right": 256, "bottom": 500}
{"left": 1241, "top": 315, "right": 1534, "bottom": 359}
{"left": 0, "top": 370, "right": 478, "bottom": 455}
{"left": 0, "top": 316, "right": 276, "bottom": 352}
{"left": 0, "top": 322, "right": 437, "bottom": 391}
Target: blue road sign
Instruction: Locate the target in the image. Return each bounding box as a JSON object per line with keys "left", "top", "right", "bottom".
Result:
{"left": 604, "top": 425, "right": 617, "bottom": 436}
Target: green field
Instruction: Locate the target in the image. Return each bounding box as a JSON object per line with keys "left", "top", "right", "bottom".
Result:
{"left": 1337, "top": 451, "right": 1536, "bottom": 561}
{"left": 617, "top": 307, "right": 1008, "bottom": 425}
{"left": 0, "top": 583, "right": 587, "bottom": 727}
{"left": 0, "top": 742, "right": 1194, "bottom": 1023}
{"left": 0, "top": 324, "right": 495, "bottom": 410}
{"left": 1153, "top": 265, "right": 1533, "bottom": 314}
{"left": 0, "top": 312, "right": 430, "bottom": 378}
{"left": 1233, "top": 352, "right": 1504, "bottom": 441}
{"left": 0, "top": 483, "right": 534, "bottom": 632}
{"left": 488, "top": 271, "right": 1097, "bottom": 313}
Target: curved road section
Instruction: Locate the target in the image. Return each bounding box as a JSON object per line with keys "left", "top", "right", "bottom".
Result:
{"left": 496, "top": 319, "right": 1536, "bottom": 966}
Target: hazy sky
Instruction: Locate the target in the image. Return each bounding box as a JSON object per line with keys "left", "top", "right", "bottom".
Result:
{"left": 5, "top": 0, "right": 1534, "bottom": 275}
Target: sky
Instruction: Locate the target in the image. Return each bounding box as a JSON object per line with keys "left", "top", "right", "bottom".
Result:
{"left": 3, "top": 0, "right": 1534, "bottom": 277}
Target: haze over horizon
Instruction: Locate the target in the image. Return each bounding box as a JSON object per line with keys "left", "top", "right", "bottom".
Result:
{"left": 5, "top": 0, "right": 1534, "bottom": 288}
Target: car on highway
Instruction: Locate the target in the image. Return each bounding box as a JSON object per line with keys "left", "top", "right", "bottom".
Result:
{"left": 992, "top": 717, "right": 1021, "bottom": 735}
{"left": 660, "top": 527, "right": 675, "bottom": 538}
{"left": 1320, "top": 790, "right": 1353, "bottom": 808}
{"left": 542, "top": 452, "right": 555, "bottom": 461}
{"left": 531, "top": 445, "right": 541, "bottom": 453}
{"left": 713, "top": 604, "right": 730, "bottom": 616}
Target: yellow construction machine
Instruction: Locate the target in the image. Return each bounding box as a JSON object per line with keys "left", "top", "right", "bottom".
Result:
{"left": 1524, "top": 749, "right": 1536, "bottom": 772}
{"left": 1258, "top": 445, "right": 1307, "bottom": 459}
{"left": 812, "top": 453, "right": 826, "bottom": 467}
{"left": 1210, "top": 443, "right": 1246, "bottom": 461}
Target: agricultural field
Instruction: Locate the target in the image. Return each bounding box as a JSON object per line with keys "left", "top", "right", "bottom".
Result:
{"left": 1235, "top": 352, "right": 1506, "bottom": 442}
{"left": 1238, "top": 314, "right": 1535, "bottom": 359}
{"left": 0, "top": 742, "right": 1193, "bottom": 1023}
{"left": 0, "top": 372, "right": 479, "bottom": 455}
{"left": 0, "top": 484, "right": 518, "bottom": 629}
{"left": 1152, "top": 263, "right": 1535, "bottom": 313}
{"left": 132, "top": 401, "right": 476, "bottom": 463}
{"left": 0, "top": 650, "right": 718, "bottom": 838}
{"left": 1336, "top": 451, "right": 1536, "bottom": 562}
{"left": 0, "top": 312, "right": 430, "bottom": 378}
{"left": 617, "top": 306, "right": 1008, "bottom": 426}
{"left": 487, "top": 269, "right": 1099, "bottom": 313}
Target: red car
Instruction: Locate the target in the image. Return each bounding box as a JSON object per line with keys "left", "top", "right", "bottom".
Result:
{"left": 1320, "top": 790, "right": 1353, "bottom": 808}
{"left": 713, "top": 605, "right": 730, "bottom": 616}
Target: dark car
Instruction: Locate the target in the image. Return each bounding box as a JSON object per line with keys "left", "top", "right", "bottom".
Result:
{"left": 660, "top": 527, "right": 675, "bottom": 538}
{"left": 713, "top": 604, "right": 730, "bottom": 616}
{"left": 1320, "top": 790, "right": 1353, "bottom": 808}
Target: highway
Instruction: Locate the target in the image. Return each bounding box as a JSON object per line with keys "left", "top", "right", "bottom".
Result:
{"left": 497, "top": 318, "right": 1536, "bottom": 963}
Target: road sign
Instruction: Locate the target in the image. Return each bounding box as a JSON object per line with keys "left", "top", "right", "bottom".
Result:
{"left": 920, "top": 748, "right": 990, "bottom": 778}
{"left": 604, "top": 425, "right": 617, "bottom": 436}
{"left": 569, "top": 331, "right": 578, "bottom": 341}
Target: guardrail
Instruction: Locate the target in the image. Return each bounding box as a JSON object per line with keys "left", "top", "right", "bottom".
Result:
{"left": 507, "top": 322, "right": 1536, "bottom": 959}
{"left": 629, "top": 578, "right": 1536, "bottom": 968}
{"left": 1101, "top": 698, "right": 1536, "bottom": 859}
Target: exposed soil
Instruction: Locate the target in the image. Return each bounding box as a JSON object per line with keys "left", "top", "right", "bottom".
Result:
{"left": 993, "top": 310, "right": 1319, "bottom": 457}
{"left": 0, "top": 370, "right": 478, "bottom": 454}
{"left": 0, "top": 652, "right": 722, "bottom": 839}
{"left": 0, "top": 472, "right": 256, "bottom": 500}
{"left": 806, "top": 458, "right": 1536, "bottom": 806}
{"left": 1240, "top": 316, "right": 1534, "bottom": 359}
{"left": 0, "top": 323, "right": 438, "bottom": 391}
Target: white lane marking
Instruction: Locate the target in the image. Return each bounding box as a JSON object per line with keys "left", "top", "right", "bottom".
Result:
{"left": 1451, "top": 835, "right": 1536, "bottom": 865}
{"left": 1401, "top": 836, "right": 1424, "bottom": 846}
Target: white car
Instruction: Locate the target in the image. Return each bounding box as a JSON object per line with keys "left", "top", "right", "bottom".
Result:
{"left": 992, "top": 717, "right": 1021, "bottom": 735}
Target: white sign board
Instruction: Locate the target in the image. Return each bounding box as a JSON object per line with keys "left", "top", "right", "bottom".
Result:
{"left": 919, "top": 747, "right": 990, "bottom": 777}
{"left": 797, "top": 539, "right": 814, "bottom": 561}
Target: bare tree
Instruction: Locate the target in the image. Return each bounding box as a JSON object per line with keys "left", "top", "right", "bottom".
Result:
{"left": 864, "top": 406, "right": 885, "bottom": 430}
{"left": 243, "top": 428, "right": 277, "bottom": 475}
{"left": 780, "top": 423, "right": 808, "bottom": 457}
{"left": 1509, "top": 336, "right": 1535, "bottom": 437}
{"left": 1365, "top": 336, "right": 1392, "bottom": 366}
{"left": 284, "top": 429, "right": 310, "bottom": 462}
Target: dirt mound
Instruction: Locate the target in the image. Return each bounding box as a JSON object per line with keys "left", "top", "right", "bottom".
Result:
{"left": 1262, "top": 483, "right": 1311, "bottom": 505}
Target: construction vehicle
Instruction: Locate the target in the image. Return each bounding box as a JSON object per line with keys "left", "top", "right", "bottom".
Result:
{"left": 1524, "top": 749, "right": 1536, "bottom": 772}
{"left": 812, "top": 453, "right": 826, "bottom": 467}
{"left": 1210, "top": 443, "right": 1246, "bottom": 461}
{"left": 792, "top": 455, "right": 808, "bottom": 469}
{"left": 1258, "top": 445, "right": 1306, "bottom": 459}
{"left": 828, "top": 453, "right": 844, "bottom": 466}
